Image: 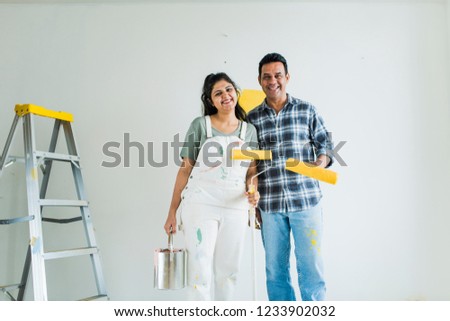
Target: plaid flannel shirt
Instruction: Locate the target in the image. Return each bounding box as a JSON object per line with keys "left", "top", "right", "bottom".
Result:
{"left": 247, "top": 94, "right": 334, "bottom": 213}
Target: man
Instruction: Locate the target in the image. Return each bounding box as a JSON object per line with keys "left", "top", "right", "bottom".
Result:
{"left": 247, "top": 53, "right": 334, "bottom": 301}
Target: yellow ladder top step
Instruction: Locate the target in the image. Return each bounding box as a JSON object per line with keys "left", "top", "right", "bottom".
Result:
{"left": 15, "top": 104, "right": 73, "bottom": 122}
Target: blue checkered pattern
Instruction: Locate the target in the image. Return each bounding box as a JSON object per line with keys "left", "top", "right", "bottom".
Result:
{"left": 247, "top": 94, "right": 334, "bottom": 213}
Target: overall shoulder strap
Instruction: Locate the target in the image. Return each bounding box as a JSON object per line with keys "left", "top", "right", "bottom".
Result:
{"left": 240, "top": 121, "right": 247, "bottom": 140}
{"left": 205, "top": 116, "right": 213, "bottom": 138}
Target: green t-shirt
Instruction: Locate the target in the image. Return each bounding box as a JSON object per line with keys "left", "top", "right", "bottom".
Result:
{"left": 180, "top": 116, "right": 259, "bottom": 161}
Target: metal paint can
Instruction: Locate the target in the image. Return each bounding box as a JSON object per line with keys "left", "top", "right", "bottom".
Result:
{"left": 154, "top": 233, "right": 186, "bottom": 290}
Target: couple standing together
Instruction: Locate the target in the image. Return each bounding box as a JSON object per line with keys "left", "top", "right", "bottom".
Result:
{"left": 164, "top": 53, "right": 334, "bottom": 301}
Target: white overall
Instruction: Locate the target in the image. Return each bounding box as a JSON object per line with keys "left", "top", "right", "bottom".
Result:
{"left": 180, "top": 116, "right": 250, "bottom": 301}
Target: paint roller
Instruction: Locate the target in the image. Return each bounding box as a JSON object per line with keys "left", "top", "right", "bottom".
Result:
{"left": 231, "top": 148, "right": 272, "bottom": 193}
{"left": 285, "top": 158, "right": 338, "bottom": 185}
{"left": 231, "top": 149, "right": 272, "bottom": 161}
{"left": 238, "top": 89, "right": 266, "bottom": 113}
{"left": 238, "top": 89, "right": 339, "bottom": 185}
{"left": 231, "top": 149, "right": 272, "bottom": 206}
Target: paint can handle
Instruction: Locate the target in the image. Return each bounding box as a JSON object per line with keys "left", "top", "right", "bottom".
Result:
{"left": 168, "top": 227, "right": 174, "bottom": 252}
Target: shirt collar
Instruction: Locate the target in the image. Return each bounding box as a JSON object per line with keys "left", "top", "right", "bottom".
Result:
{"left": 261, "top": 93, "right": 293, "bottom": 111}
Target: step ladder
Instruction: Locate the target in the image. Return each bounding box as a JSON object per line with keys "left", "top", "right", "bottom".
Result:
{"left": 0, "top": 104, "right": 108, "bottom": 301}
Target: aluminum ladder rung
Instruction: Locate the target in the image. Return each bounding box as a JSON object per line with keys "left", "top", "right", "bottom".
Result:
{"left": 43, "top": 247, "right": 99, "bottom": 260}
{"left": 0, "top": 283, "right": 22, "bottom": 292}
{"left": 0, "top": 283, "right": 23, "bottom": 301}
{"left": 0, "top": 155, "right": 25, "bottom": 167}
{"left": 42, "top": 216, "right": 82, "bottom": 224}
{"left": 35, "top": 151, "right": 80, "bottom": 162}
{"left": 79, "top": 294, "right": 108, "bottom": 301}
{"left": 0, "top": 215, "right": 34, "bottom": 225}
{"left": 39, "top": 199, "right": 88, "bottom": 207}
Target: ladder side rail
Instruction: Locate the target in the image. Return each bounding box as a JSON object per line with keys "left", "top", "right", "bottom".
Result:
{"left": 1, "top": 287, "right": 17, "bottom": 301}
{"left": 39, "top": 119, "right": 62, "bottom": 200}
{"left": 1, "top": 115, "right": 31, "bottom": 301}
{"left": 76, "top": 204, "right": 108, "bottom": 296}
{"left": 17, "top": 245, "right": 32, "bottom": 301}
{"left": 62, "top": 121, "right": 108, "bottom": 296}
{"left": 62, "top": 122, "right": 98, "bottom": 245}
{"left": 23, "top": 113, "right": 48, "bottom": 301}
{"left": 38, "top": 120, "right": 72, "bottom": 224}
{"left": 0, "top": 116, "right": 34, "bottom": 222}
{"left": 0, "top": 115, "right": 20, "bottom": 176}
{"left": 62, "top": 122, "right": 93, "bottom": 239}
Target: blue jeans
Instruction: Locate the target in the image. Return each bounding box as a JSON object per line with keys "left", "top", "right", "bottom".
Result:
{"left": 261, "top": 204, "right": 325, "bottom": 301}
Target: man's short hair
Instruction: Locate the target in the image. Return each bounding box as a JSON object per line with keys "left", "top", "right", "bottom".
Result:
{"left": 258, "top": 53, "right": 288, "bottom": 76}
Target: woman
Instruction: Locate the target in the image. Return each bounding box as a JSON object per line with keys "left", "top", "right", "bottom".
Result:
{"left": 164, "top": 72, "right": 259, "bottom": 300}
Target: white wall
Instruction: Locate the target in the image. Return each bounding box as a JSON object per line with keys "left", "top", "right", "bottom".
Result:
{"left": 1, "top": 0, "right": 449, "bottom": 301}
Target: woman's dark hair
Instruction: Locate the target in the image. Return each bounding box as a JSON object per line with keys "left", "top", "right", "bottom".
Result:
{"left": 201, "top": 72, "right": 247, "bottom": 121}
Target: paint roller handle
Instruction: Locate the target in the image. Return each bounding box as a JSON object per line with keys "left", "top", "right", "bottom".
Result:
{"left": 247, "top": 184, "right": 262, "bottom": 229}
{"left": 247, "top": 184, "right": 259, "bottom": 207}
